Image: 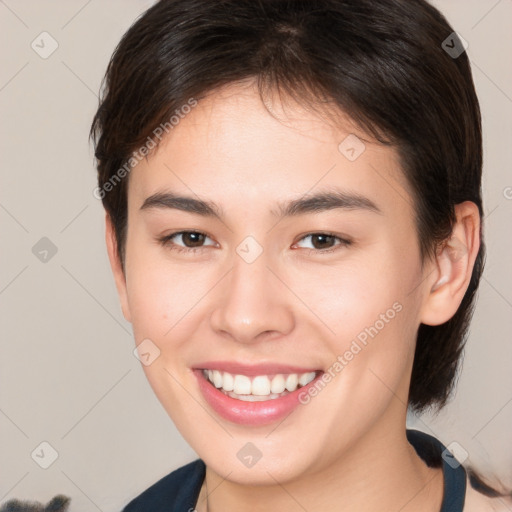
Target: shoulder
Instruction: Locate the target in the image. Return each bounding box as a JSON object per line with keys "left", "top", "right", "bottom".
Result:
{"left": 121, "top": 458, "right": 205, "bottom": 512}
{"left": 464, "top": 477, "right": 512, "bottom": 512}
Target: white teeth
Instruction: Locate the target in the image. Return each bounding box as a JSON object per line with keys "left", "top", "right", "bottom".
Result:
{"left": 222, "top": 372, "right": 234, "bottom": 392}
{"left": 299, "top": 372, "right": 316, "bottom": 386}
{"left": 202, "top": 369, "right": 319, "bottom": 399}
{"left": 251, "top": 375, "right": 271, "bottom": 396}
{"left": 270, "top": 374, "right": 286, "bottom": 394}
{"left": 225, "top": 391, "right": 287, "bottom": 401}
{"left": 285, "top": 373, "right": 298, "bottom": 391}
{"left": 212, "top": 370, "right": 223, "bottom": 388}
{"left": 233, "top": 374, "right": 252, "bottom": 394}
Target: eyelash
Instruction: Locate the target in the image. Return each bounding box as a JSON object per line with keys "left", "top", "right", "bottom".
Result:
{"left": 157, "top": 230, "right": 352, "bottom": 255}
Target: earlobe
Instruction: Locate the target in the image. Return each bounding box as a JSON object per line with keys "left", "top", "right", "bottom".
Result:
{"left": 105, "top": 213, "right": 132, "bottom": 323}
{"left": 420, "top": 201, "right": 480, "bottom": 326}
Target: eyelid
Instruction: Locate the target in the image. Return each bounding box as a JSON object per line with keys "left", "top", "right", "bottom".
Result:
{"left": 292, "top": 232, "right": 352, "bottom": 254}
{"left": 158, "top": 230, "right": 217, "bottom": 252}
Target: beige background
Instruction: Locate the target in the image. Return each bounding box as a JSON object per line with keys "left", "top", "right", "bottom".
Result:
{"left": 0, "top": 0, "right": 511, "bottom": 510}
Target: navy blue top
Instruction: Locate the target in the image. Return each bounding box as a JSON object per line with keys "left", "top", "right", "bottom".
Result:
{"left": 121, "top": 429, "right": 466, "bottom": 511}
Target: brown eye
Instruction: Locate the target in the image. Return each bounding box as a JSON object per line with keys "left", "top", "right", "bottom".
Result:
{"left": 159, "top": 231, "right": 217, "bottom": 252}
{"left": 310, "top": 234, "right": 336, "bottom": 249}
{"left": 180, "top": 232, "right": 207, "bottom": 247}
{"left": 294, "top": 233, "right": 352, "bottom": 253}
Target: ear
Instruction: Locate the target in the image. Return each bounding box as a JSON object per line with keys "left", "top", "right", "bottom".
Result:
{"left": 105, "top": 213, "right": 132, "bottom": 323}
{"left": 420, "top": 201, "right": 481, "bottom": 326}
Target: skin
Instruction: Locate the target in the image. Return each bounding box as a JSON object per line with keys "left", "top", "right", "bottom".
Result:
{"left": 105, "top": 80, "right": 481, "bottom": 511}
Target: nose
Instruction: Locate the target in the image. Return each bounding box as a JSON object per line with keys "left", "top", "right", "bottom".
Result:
{"left": 209, "top": 247, "right": 295, "bottom": 344}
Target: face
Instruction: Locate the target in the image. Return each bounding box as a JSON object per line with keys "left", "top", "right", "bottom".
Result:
{"left": 108, "top": 81, "right": 439, "bottom": 485}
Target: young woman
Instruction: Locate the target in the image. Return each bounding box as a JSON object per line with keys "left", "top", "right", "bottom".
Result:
{"left": 90, "top": 0, "right": 511, "bottom": 510}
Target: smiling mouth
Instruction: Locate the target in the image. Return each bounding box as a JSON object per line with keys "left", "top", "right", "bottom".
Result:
{"left": 201, "top": 368, "right": 322, "bottom": 402}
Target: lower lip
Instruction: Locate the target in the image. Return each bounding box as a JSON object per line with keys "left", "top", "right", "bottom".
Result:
{"left": 193, "top": 369, "right": 323, "bottom": 426}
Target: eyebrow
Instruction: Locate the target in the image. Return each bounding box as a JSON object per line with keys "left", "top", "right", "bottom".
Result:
{"left": 140, "top": 189, "right": 382, "bottom": 219}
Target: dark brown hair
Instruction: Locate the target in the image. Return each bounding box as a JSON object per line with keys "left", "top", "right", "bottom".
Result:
{"left": 90, "top": 0, "right": 484, "bottom": 414}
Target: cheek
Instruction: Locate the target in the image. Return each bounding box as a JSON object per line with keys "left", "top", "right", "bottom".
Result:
{"left": 295, "top": 249, "right": 419, "bottom": 382}
{"left": 123, "top": 250, "right": 208, "bottom": 405}
{"left": 123, "top": 239, "right": 205, "bottom": 342}
{"left": 289, "top": 254, "right": 403, "bottom": 337}
{"left": 301, "top": 267, "right": 415, "bottom": 431}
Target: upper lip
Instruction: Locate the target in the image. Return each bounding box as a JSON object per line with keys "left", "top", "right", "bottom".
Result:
{"left": 193, "top": 361, "right": 323, "bottom": 376}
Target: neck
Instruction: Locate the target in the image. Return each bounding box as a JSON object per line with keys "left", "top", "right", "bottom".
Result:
{"left": 197, "top": 407, "right": 444, "bottom": 512}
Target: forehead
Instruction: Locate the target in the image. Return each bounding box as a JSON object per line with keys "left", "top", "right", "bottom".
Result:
{"left": 127, "top": 82, "right": 415, "bottom": 221}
